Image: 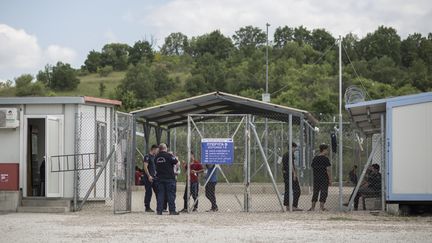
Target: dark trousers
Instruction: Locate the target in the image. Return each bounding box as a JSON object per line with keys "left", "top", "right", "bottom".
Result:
{"left": 143, "top": 176, "right": 157, "bottom": 209}
{"left": 312, "top": 180, "right": 329, "bottom": 203}
{"left": 354, "top": 187, "right": 380, "bottom": 210}
{"left": 183, "top": 182, "right": 199, "bottom": 210}
{"left": 156, "top": 179, "right": 176, "bottom": 213}
{"left": 284, "top": 175, "right": 301, "bottom": 208}
{"left": 205, "top": 182, "right": 218, "bottom": 209}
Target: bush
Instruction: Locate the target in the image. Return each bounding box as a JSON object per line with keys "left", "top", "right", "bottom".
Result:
{"left": 97, "top": 65, "right": 113, "bottom": 77}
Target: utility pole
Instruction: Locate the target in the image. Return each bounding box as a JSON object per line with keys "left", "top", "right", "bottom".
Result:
{"left": 338, "top": 35, "right": 343, "bottom": 210}
{"left": 263, "top": 23, "right": 270, "bottom": 162}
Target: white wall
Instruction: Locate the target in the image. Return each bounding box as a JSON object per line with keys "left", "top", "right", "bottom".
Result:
{"left": 0, "top": 105, "right": 20, "bottom": 164}
{"left": 392, "top": 101, "right": 432, "bottom": 195}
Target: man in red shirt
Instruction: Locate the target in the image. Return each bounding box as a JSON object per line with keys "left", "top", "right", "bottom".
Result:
{"left": 180, "top": 151, "right": 204, "bottom": 212}
{"left": 135, "top": 166, "right": 143, "bottom": 185}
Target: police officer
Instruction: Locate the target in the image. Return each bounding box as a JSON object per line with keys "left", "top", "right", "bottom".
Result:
{"left": 155, "top": 143, "right": 179, "bottom": 215}
{"left": 143, "top": 144, "right": 158, "bottom": 212}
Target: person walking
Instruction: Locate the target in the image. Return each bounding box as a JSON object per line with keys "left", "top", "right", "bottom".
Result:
{"left": 205, "top": 164, "right": 218, "bottom": 212}
{"left": 282, "top": 142, "right": 302, "bottom": 211}
{"left": 309, "top": 144, "right": 331, "bottom": 211}
{"left": 155, "top": 143, "right": 179, "bottom": 215}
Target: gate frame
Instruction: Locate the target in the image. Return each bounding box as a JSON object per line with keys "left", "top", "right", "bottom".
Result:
{"left": 186, "top": 113, "right": 286, "bottom": 213}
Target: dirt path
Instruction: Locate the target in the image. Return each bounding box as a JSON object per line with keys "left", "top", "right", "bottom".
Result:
{"left": 2, "top": 211, "right": 432, "bottom": 242}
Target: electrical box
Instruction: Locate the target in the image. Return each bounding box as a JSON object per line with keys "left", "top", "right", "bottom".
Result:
{"left": 0, "top": 108, "right": 19, "bottom": 128}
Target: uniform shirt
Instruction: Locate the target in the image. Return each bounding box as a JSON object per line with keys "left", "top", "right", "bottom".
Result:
{"left": 155, "top": 151, "right": 178, "bottom": 180}
{"left": 311, "top": 155, "right": 331, "bottom": 182}
{"left": 184, "top": 160, "right": 203, "bottom": 183}
{"left": 143, "top": 154, "right": 156, "bottom": 177}
{"left": 206, "top": 164, "right": 218, "bottom": 183}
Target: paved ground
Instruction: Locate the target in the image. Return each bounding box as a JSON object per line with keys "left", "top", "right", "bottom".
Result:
{"left": 2, "top": 210, "right": 432, "bottom": 243}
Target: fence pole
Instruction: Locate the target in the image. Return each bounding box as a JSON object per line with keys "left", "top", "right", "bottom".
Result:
{"left": 380, "top": 114, "right": 386, "bottom": 211}
{"left": 244, "top": 115, "right": 251, "bottom": 212}
{"left": 288, "top": 114, "right": 293, "bottom": 212}
{"left": 186, "top": 115, "right": 192, "bottom": 213}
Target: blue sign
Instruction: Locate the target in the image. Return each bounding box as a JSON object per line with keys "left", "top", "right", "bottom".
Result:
{"left": 201, "top": 138, "right": 234, "bottom": 164}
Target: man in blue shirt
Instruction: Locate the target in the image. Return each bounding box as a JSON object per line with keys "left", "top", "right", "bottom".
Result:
{"left": 155, "top": 143, "right": 179, "bottom": 215}
{"left": 205, "top": 164, "right": 218, "bottom": 212}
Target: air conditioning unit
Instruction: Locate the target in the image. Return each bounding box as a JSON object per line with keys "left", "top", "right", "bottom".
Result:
{"left": 0, "top": 108, "right": 19, "bottom": 128}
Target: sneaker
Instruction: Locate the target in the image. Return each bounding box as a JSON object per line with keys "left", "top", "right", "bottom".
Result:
{"left": 145, "top": 208, "right": 155, "bottom": 213}
{"left": 293, "top": 207, "right": 303, "bottom": 211}
{"left": 180, "top": 208, "right": 188, "bottom": 213}
{"left": 156, "top": 211, "right": 163, "bottom": 215}
{"left": 192, "top": 208, "right": 198, "bottom": 212}
{"left": 169, "top": 211, "right": 180, "bottom": 215}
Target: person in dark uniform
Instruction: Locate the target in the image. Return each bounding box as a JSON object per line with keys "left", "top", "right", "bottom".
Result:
{"left": 309, "top": 144, "right": 331, "bottom": 211}
{"left": 282, "top": 142, "right": 302, "bottom": 211}
{"left": 155, "top": 143, "right": 179, "bottom": 215}
{"left": 143, "top": 145, "right": 158, "bottom": 212}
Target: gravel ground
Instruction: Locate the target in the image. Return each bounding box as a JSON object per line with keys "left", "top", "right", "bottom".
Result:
{"left": 2, "top": 210, "right": 432, "bottom": 243}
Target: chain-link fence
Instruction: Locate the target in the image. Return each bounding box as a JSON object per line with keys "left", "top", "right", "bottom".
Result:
{"left": 133, "top": 112, "right": 385, "bottom": 213}
{"left": 72, "top": 110, "right": 133, "bottom": 213}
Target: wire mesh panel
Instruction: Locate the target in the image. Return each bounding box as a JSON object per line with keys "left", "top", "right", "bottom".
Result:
{"left": 113, "top": 112, "right": 133, "bottom": 214}
{"left": 185, "top": 115, "right": 247, "bottom": 213}
{"left": 72, "top": 110, "right": 133, "bottom": 213}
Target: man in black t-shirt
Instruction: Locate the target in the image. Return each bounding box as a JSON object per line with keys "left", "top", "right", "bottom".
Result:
{"left": 309, "top": 144, "right": 331, "bottom": 211}
{"left": 282, "top": 142, "right": 302, "bottom": 211}
{"left": 143, "top": 144, "right": 158, "bottom": 212}
{"left": 155, "top": 143, "right": 179, "bottom": 215}
{"left": 354, "top": 164, "right": 382, "bottom": 210}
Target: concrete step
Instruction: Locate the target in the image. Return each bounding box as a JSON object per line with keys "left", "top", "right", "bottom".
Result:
{"left": 17, "top": 206, "right": 70, "bottom": 213}
{"left": 21, "top": 198, "right": 71, "bottom": 207}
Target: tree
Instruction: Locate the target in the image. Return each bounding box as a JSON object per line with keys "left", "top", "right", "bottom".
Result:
{"left": 189, "top": 30, "right": 234, "bottom": 59}
{"left": 232, "top": 26, "right": 266, "bottom": 56}
{"left": 161, "top": 32, "right": 189, "bottom": 56}
{"left": 129, "top": 40, "right": 154, "bottom": 65}
{"left": 357, "top": 26, "right": 401, "bottom": 64}
{"left": 97, "top": 65, "right": 113, "bottom": 77}
{"left": 310, "top": 28, "right": 335, "bottom": 52}
{"left": 342, "top": 33, "right": 359, "bottom": 64}
{"left": 400, "top": 33, "right": 422, "bottom": 67}
{"left": 15, "top": 74, "right": 47, "bottom": 96}
{"left": 84, "top": 50, "right": 102, "bottom": 72}
{"left": 274, "top": 26, "right": 294, "bottom": 48}
{"left": 45, "top": 62, "right": 80, "bottom": 91}
{"left": 118, "top": 63, "right": 156, "bottom": 104}
{"left": 293, "top": 26, "right": 311, "bottom": 46}
{"left": 101, "top": 43, "right": 130, "bottom": 71}
{"left": 152, "top": 64, "right": 176, "bottom": 96}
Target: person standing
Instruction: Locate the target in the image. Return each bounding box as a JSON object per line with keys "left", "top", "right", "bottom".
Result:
{"left": 205, "top": 164, "right": 218, "bottom": 212}
{"left": 309, "top": 144, "right": 332, "bottom": 211}
{"left": 155, "top": 143, "right": 179, "bottom": 215}
{"left": 142, "top": 145, "right": 158, "bottom": 212}
{"left": 180, "top": 152, "right": 204, "bottom": 212}
{"left": 282, "top": 142, "right": 302, "bottom": 211}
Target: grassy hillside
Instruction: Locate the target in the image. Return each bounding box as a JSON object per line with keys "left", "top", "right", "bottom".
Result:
{"left": 55, "top": 71, "right": 126, "bottom": 98}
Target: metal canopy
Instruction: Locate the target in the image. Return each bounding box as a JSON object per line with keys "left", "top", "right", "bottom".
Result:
{"left": 131, "top": 91, "right": 318, "bottom": 128}
{"left": 346, "top": 92, "right": 432, "bottom": 136}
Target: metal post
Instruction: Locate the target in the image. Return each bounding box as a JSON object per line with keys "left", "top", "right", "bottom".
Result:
{"left": 288, "top": 114, "right": 293, "bottom": 212}
{"left": 132, "top": 115, "right": 137, "bottom": 183}
{"left": 338, "top": 35, "right": 344, "bottom": 210}
{"left": 244, "top": 115, "right": 251, "bottom": 212}
{"left": 299, "top": 116, "right": 304, "bottom": 168}
{"left": 186, "top": 116, "right": 192, "bottom": 213}
{"left": 380, "top": 114, "right": 386, "bottom": 211}
{"left": 250, "top": 121, "right": 285, "bottom": 212}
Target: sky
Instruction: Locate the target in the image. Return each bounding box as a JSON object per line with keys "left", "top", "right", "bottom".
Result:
{"left": 0, "top": 0, "right": 431, "bottom": 82}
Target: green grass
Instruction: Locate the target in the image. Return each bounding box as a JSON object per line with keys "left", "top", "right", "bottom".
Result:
{"left": 55, "top": 71, "right": 126, "bottom": 98}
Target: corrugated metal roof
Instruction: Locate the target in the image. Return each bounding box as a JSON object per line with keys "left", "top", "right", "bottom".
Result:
{"left": 131, "top": 91, "right": 318, "bottom": 128}
{"left": 346, "top": 92, "right": 432, "bottom": 135}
